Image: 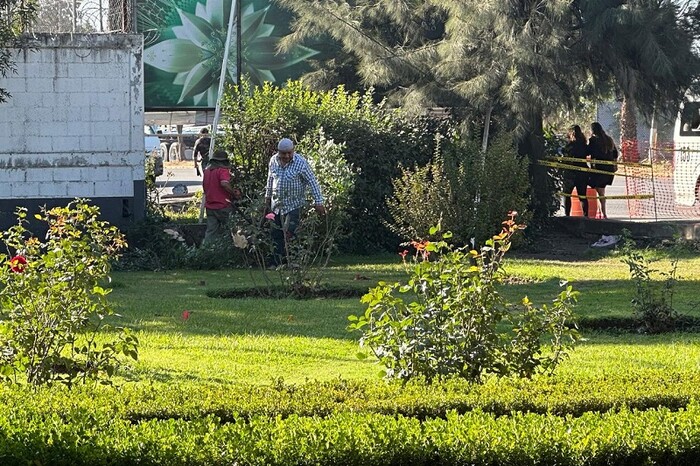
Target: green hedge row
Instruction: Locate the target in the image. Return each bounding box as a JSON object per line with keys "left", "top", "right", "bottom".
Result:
{"left": 3, "top": 402, "right": 700, "bottom": 465}
{"left": 1, "top": 371, "right": 697, "bottom": 424}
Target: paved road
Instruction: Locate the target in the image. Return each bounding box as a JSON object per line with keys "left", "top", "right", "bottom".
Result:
{"left": 155, "top": 163, "right": 203, "bottom": 198}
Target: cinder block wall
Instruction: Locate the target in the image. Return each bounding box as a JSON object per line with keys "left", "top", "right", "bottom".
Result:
{"left": 0, "top": 33, "right": 145, "bottom": 228}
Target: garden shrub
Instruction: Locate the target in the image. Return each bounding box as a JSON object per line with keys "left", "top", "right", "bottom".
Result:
{"left": 350, "top": 214, "right": 579, "bottom": 382}
{"left": 231, "top": 129, "right": 355, "bottom": 296}
{"left": 0, "top": 200, "right": 138, "bottom": 386}
{"left": 387, "top": 132, "right": 530, "bottom": 245}
{"left": 620, "top": 234, "right": 679, "bottom": 333}
{"left": 2, "top": 392, "right": 700, "bottom": 465}
{"left": 219, "top": 78, "right": 452, "bottom": 252}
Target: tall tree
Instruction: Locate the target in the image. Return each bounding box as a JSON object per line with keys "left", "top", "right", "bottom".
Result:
{"left": 0, "top": 0, "right": 37, "bottom": 103}
{"left": 277, "top": 0, "right": 700, "bottom": 219}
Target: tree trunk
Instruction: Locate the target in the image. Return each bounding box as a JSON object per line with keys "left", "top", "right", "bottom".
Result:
{"left": 619, "top": 95, "right": 639, "bottom": 162}
{"left": 518, "top": 111, "right": 553, "bottom": 223}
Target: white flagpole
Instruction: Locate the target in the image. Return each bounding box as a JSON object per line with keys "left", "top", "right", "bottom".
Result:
{"left": 200, "top": 0, "right": 238, "bottom": 223}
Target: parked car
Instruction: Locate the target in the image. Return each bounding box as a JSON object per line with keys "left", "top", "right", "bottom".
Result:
{"left": 145, "top": 126, "right": 163, "bottom": 181}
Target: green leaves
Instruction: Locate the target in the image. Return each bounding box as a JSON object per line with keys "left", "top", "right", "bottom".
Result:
{"left": 0, "top": 200, "right": 136, "bottom": 387}
{"left": 350, "top": 214, "right": 578, "bottom": 383}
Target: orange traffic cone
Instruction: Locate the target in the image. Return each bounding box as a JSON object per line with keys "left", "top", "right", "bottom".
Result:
{"left": 570, "top": 188, "right": 597, "bottom": 218}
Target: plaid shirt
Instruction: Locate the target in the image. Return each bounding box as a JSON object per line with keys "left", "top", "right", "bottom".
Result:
{"left": 265, "top": 152, "right": 324, "bottom": 214}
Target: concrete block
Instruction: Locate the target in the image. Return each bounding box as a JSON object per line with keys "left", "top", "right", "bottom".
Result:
{"left": 94, "top": 180, "right": 129, "bottom": 197}
{"left": 68, "top": 92, "right": 92, "bottom": 108}
{"left": 39, "top": 181, "right": 69, "bottom": 197}
{"left": 1, "top": 76, "right": 26, "bottom": 94}
{"left": 0, "top": 169, "right": 26, "bottom": 183}
{"left": 44, "top": 122, "right": 69, "bottom": 138}
{"left": 53, "top": 167, "right": 82, "bottom": 182}
{"left": 107, "top": 166, "right": 134, "bottom": 183}
{"left": 10, "top": 182, "right": 41, "bottom": 199}
{"left": 25, "top": 168, "right": 54, "bottom": 182}
{"left": 81, "top": 166, "right": 111, "bottom": 182}
{"left": 91, "top": 121, "right": 114, "bottom": 138}
{"left": 90, "top": 136, "right": 109, "bottom": 152}
{"left": 68, "top": 181, "right": 96, "bottom": 198}
{"left": 51, "top": 136, "right": 76, "bottom": 153}
{"left": 29, "top": 77, "right": 56, "bottom": 93}
{"left": 25, "top": 137, "right": 53, "bottom": 154}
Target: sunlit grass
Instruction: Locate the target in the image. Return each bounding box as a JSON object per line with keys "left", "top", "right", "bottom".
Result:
{"left": 108, "top": 251, "right": 700, "bottom": 386}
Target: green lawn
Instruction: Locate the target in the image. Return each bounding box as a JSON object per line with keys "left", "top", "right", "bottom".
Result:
{"left": 108, "top": 251, "right": 700, "bottom": 385}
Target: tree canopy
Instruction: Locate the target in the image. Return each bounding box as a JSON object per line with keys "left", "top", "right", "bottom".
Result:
{"left": 0, "top": 0, "right": 37, "bottom": 104}
{"left": 278, "top": 0, "right": 700, "bottom": 218}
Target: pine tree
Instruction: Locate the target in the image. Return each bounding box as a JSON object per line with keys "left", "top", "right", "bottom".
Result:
{"left": 278, "top": 0, "right": 700, "bottom": 220}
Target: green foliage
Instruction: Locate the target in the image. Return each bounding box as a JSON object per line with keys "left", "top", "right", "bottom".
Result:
{"left": 0, "top": 0, "right": 37, "bottom": 103}
{"left": 387, "top": 132, "right": 530, "bottom": 245}
{"left": 219, "top": 78, "right": 452, "bottom": 252}
{"left": 351, "top": 215, "right": 579, "bottom": 382}
{"left": 232, "top": 129, "right": 355, "bottom": 296}
{"left": 118, "top": 218, "right": 244, "bottom": 272}
{"left": 3, "top": 381, "right": 700, "bottom": 465}
{"left": 0, "top": 200, "right": 138, "bottom": 386}
{"left": 620, "top": 234, "right": 679, "bottom": 333}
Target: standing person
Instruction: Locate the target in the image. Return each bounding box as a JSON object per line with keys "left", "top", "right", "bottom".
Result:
{"left": 587, "top": 122, "right": 618, "bottom": 219}
{"left": 562, "top": 125, "right": 590, "bottom": 216}
{"left": 203, "top": 149, "right": 238, "bottom": 243}
{"left": 193, "top": 127, "right": 211, "bottom": 176}
{"left": 265, "top": 138, "right": 326, "bottom": 266}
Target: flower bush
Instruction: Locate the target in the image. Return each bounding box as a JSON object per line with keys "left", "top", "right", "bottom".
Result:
{"left": 350, "top": 213, "right": 579, "bottom": 382}
{"left": 0, "top": 200, "right": 138, "bottom": 386}
{"left": 232, "top": 128, "right": 355, "bottom": 296}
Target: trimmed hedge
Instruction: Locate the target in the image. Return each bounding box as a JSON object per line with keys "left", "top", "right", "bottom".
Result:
{"left": 1, "top": 371, "right": 698, "bottom": 425}
{"left": 2, "top": 403, "right": 700, "bottom": 465}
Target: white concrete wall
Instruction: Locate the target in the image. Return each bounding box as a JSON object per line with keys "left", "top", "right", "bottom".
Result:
{"left": 0, "top": 33, "right": 144, "bottom": 201}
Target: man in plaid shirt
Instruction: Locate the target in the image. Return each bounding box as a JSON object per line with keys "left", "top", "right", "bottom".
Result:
{"left": 265, "top": 138, "right": 326, "bottom": 266}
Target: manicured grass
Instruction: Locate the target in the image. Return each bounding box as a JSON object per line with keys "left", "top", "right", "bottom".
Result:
{"left": 107, "top": 251, "right": 700, "bottom": 385}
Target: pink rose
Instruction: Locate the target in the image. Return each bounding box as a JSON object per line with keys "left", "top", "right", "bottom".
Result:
{"left": 265, "top": 213, "right": 276, "bottom": 220}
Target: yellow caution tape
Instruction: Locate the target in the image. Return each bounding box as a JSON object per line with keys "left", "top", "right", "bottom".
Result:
{"left": 548, "top": 155, "right": 652, "bottom": 169}
{"left": 537, "top": 160, "right": 647, "bottom": 179}
{"left": 559, "top": 192, "right": 655, "bottom": 200}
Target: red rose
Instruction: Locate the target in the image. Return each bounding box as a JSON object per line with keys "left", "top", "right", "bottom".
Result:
{"left": 9, "top": 255, "right": 27, "bottom": 273}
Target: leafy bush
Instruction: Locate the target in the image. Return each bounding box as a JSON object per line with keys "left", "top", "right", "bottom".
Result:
{"left": 387, "top": 133, "right": 530, "bottom": 245}
{"left": 0, "top": 201, "right": 138, "bottom": 386}
{"left": 350, "top": 214, "right": 579, "bottom": 382}
{"left": 2, "top": 385, "right": 700, "bottom": 465}
{"left": 219, "top": 78, "right": 452, "bottom": 252}
{"left": 620, "top": 235, "right": 679, "bottom": 333}
{"left": 231, "top": 129, "right": 355, "bottom": 296}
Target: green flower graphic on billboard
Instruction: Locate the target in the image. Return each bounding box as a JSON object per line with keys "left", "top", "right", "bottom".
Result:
{"left": 138, "top": 0, "right": 319, "bottom": 109}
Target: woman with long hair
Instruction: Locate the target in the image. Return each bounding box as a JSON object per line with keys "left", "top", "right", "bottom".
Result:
{"left": 562, "top": 125, "right": 589, "bottom": 216}
{"left": 587, "top": 122, "right": 618, "bottom": 219}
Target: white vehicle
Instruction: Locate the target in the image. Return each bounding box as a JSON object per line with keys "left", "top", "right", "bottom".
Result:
{"left": 144, "top": 125, "right": 163, "bottom": 179}
{"left": 673, "top": 101, "right": 700, "bottom": 206}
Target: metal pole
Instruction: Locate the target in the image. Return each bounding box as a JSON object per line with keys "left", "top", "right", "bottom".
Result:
{"left": 200, "top": 0, "right": 238, "bottom": 223}
{"left": 207, "top": 0, "right": 238, "bottom": 161}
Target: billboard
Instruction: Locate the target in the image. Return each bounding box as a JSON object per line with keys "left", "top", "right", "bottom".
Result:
{"left": 137, "top": 0, "right": 320, "bottom": 110}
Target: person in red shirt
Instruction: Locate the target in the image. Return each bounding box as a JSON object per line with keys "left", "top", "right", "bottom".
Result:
{"left": 202, "top": 149, "right": 239, "bottom": 243}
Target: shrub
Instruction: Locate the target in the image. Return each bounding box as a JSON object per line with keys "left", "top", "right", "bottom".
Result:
{"left": 350, "top": 214, "right": 579, "bottom": 382}
{"left": 620, "top": 234, "right": 679, "bottom": 333}
{"left": 387, "top": 132, "right": 530, "bottom": 245}
{"left": 0, "top": 200, "right": 138, "bottom": 386}
{"left": 231, "top": 129, "right": 355, "bottom": 296}
{"left": 219, "top": 78, "right": 452, "bottom": 252}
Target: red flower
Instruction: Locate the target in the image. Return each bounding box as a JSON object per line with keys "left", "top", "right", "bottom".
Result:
{"left": 9, "top": 255, "right": 27, "bottom": 273}
{"left": 399, "top": 250, "right": 408, "bottom": 259}
{"left": 182, "top": 310, "right": 190, "bottom": 320}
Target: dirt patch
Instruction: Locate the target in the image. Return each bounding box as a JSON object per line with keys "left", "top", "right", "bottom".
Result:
{"left": 514, "top": 228, "right": 607, "bottom": 262}
{"left": 207, "top": 286, "right": 366, "bottom": 300}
